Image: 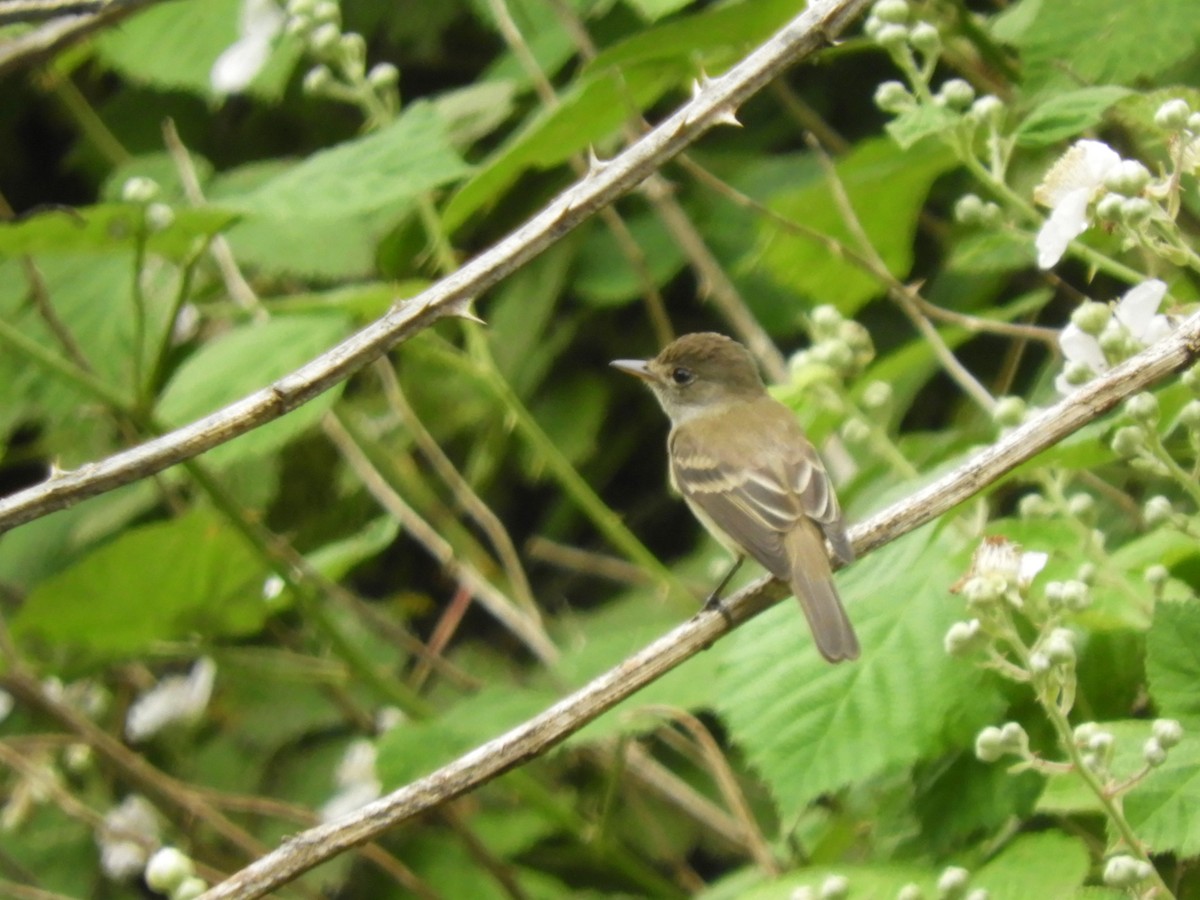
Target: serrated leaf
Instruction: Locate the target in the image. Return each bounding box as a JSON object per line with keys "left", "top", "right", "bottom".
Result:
{"left": 156, "top": 314, "right": 352, "bottom": 468}
{"left": 714, "top": 525, "right": 1004, "bottom": 815}
{"left": 749, "top": 138, "right": 956, "bottom": 315}
{"left": 1011, "top": 0, "right": 1200, "bottom": 90}
{"left": 0, "top": 204, "right": 237, "bottom": 261}
{"left": 974, "top": 832, "right": 1089, "bottom": 900}
{"left": 232, "top": 103, "right": 471, "bottom": 221}
{"left": 885, "top": 104, "right": 959, "bottom": 150}
{"left": 1123, "top": 725, "right": 1200, "bottom": 856}
{"left": 1015, "top": 86, "right": 1132, "bottom": 147}
{"left": 1146, "top": 601, "right": 1200, "bottom": 718}
{"left": 12, "top": 508, "right": 270, "bottom": 658}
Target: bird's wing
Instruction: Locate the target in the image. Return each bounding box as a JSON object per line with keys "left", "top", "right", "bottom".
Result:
{"left": 669, "top": 406, "right": 853, "bottom": 572}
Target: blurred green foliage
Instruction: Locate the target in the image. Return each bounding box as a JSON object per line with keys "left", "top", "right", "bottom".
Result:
{"left": 2, "top": 0, "right": 1200, "bottom": 897}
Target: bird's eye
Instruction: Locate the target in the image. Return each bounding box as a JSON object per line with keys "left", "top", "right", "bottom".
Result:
{"left": 671, "top": 367, "right": 694, "bottom": 385}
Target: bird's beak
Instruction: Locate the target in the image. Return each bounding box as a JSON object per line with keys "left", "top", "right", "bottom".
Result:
{"left": 610, "top": 359, "right": 654, "bottom": 381}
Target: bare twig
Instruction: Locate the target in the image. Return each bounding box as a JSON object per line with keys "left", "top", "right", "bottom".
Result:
{"left": 321, "top": 412, "right": 559, "bottom": 664}
{"left": 198, "top": 310, "right": 1200, "bottom": 900}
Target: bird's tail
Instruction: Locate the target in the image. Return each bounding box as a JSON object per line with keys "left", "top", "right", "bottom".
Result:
{"left": 786, "top": 523, "right": 860, "bottom": 663}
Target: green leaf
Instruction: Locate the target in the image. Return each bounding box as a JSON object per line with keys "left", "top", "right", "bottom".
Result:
{"left": 12, "top": 508, "right": 270, "bottom": 658}
{"left": 749, "top": 138, "right": 956, "bottom": 315}
{"left": 589, "top": 0, "right": 806, "bottom": 70}
{"left": 95, "top": 0, "right": 301, "bottom": 99}
{"left": 444, "top": 63, "right": 684, "bottom": 231}
{"left": 1010, "top": 0, "right": 1200, "bottom": 90}
{"left": 714, "top": 525, "right": 1004, "bottom": 815}
{"left": 156, "top": 313, "right": 352, "bottom": 468}
{"left": 624, "top": 0, "right": 697, "bottom": 22}
{"left": 231, "top": 103, "right": 471, "bottom": 221}
{"left": 1146, "top": 601, "right": 1200, "bottom": 718}
{"left": 884, "top": 104, "right": 960, "bottom": 150}
{"left": 1038, "top": 717, "right": 1200, "bottom": 858}
{"left": 1015, "top": 86, "right": 1133, "bottom": 147}
{"left": 0, "top": 204, "right": 237, "bottom": 261}
{"left": 1123, "top": 721, "right": 1200, "bottom": 856}
{"left": 974, "top": 832, "right": 1090, "bottom": 900}
{"left": 574, "top": 213, "right": 687, "bottom": 307}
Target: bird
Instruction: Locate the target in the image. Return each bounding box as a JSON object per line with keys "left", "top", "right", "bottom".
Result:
{"left": 611, "top": 331, "right": 859, "bottom": 662}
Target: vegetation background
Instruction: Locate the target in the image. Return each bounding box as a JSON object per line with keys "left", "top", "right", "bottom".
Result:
{"left": 2, "top": 0, "right": 1200, "bottom": 897}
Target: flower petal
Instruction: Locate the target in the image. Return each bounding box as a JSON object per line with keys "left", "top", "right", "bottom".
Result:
{"left": 1036, "top": 187, "right": 1091, "bottom": 269}
{"left": 1115, "top": 279, "right": 1167, "bottom": 339}
{"left": 210, "top": 0, "right": 284, "bottom": 94}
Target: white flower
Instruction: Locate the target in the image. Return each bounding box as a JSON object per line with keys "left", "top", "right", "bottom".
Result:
{"left": 98, "top": 795, "right": 160, "bottom": 881}
{"left": 319, "top": 738, "right": 381, "bottom": 822}
{"left": 125, "top": 658, "right": 216, "bottom": 743}
{"left": 1056, "top": 280, "right": 1171, "bottom": 394}
{"left": 1034, "top": 140, "right": 1122, "bottom": 268}
{"left": 210, "top": 0, "right": 286, "bottom": 95}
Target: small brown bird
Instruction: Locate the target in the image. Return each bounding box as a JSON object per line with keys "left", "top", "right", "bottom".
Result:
{"left": 612, "top": 332, "right": 859, "bottom": 662}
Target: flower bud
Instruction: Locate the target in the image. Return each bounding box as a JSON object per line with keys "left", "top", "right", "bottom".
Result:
{"left": 1144, "top": 494, "right": 1173, "bottom": 525}
{"left": 367, "top": 62, "right": 399, "bottom": 90}
{"left": 1095, "top": 193, "right": 1125, "bottom": 222}
{"left": 174, "top": 877, "right": 208, "bottom": 900}
{"left": 121, "top": 176, "right": 160, "bottom": 204}
{"left": 810, "top": 304, "right": 842, "bottom": 336}
{"left": 1104, "top": 159, "right": 1152, "bottom": 196}
{"left": 840, "top": 417, "right": 871, "bottom": 445}
{"left": 1126, "top": 392, "right": 1160, "bottom": 425}
{"left": 309, "top": 22, "right": 341, "bottom": 53}
{"left": 1111, "top": 425, "right": 1145, "bottom": 458}
{"left": 287, "top": 0, "right": 317, "bottom": 16}
{"left": 1066, "top": 493, "right": 1094, "bottom": 521}
{"left": 875, "top": 80, "right": 913, "bottom": 113}
{"left": 1145, "top": 564, "right": 1169, "bottom": 587}
{"left": 875, "top": 22, "right": 910, "bottom": 49}
{"left": 1180, "top": 399, "right": 1200, "bottom": 430}
{"left": 1061, "top": 359, "right": 1094, "bottom": 387}
{"left": 303, "top": 64, "right": 334, "bottom": 95}
{"left": 1154, "top": 718, "right": 1184, "bottom": 748}
{"left": 1155, "top": 98, "right": 1191, "bottom": 130}
{"left": 897, "top": 885, "right": 924, "bottom": 900}
{"left": 1017, "top": 493, "right": 1051, "bottom": 519}
{"left": 999, "top": 721, "right": 1029, "bottom": 754}
{"left": 963, "top": 574, "right": 1006, "bottom": 608}
{"left": 1028, "top": 651, "right": 1051, "bottom": 674}
{"left": 312, "top": 0, "right": 339, "bottom": 24}
{"left": 1088, "top": 730, "right": 1114, "bottom": 758}
{"left": 1103, "top": 855, "right": 1153, "bottom": 888}
{"left": 909, "top": 21, "right": 941, "bottom": 55}
{"left": 1121, "top": 196, "right": 1153, "bottom": 225}
{"left": 954, "top": 193, "right": 985, "bottom": 224}
{"left": 944, "top": 619, "right": 986, "bottom": 656}
{"left": 992, "top": 395, "right": 1026, "bottom": 427}
{"left": 1144, "top": 736, "right": 1167, "bottom": 767}
{"left": 145, "top": 847, "right": 194, "bottom": 893}
{"left": 969, "top": 94, "right": 1004, "bottom": 125}
{"left": 975, "top": 726, "right": 1006, "bottom": 762}
{"left": 145, "top": 202, "right": 174, "bottom": 232}
{"left": 965, "top": 891, "right": 990, "bottom": 900}
{"left": 1044, "top": 628, "right": 1076, "bottom": 666}
{"left": 1070, "top": 301, "right": 1111, "bottom": 336}
{"left": 937, "top": 865, "right": 970, "bottom": 897}
{"left": 1076, "top": 562, "right": 1096, "bottom": 584}
{"left": 938, "top": 78, "right": 975, "bottom": 110}
{"left": 1060, "top": 580, "right": 1090, "bottom": 611}
{"left": 862, "top": 380, "right": 893, "bottom": 410}
{"left": 872, "top": 0, "right": 910, "bottom": 24}
{"left": 820, "top": 874, "right": 850, "bottom": 899}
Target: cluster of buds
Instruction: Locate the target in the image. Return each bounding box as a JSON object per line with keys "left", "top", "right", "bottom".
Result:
{"left": 790, "top": 305, "right": 875, "bottom": 383}
{"left": 146, "top": 847, "right": 206, "bottom": 900}
{"left": 893, "top": 865, "right": 989, "bottom": 900}
{"left": 121, "top": 176, "right": 175, "bottom": 233}
{"left": 286, "top": 0, "right": 399, "bottom": 117}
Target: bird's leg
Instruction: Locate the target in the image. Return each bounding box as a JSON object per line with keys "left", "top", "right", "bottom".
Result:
{"left": 704, "top": 555, "right": 745, "bottom": 615}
